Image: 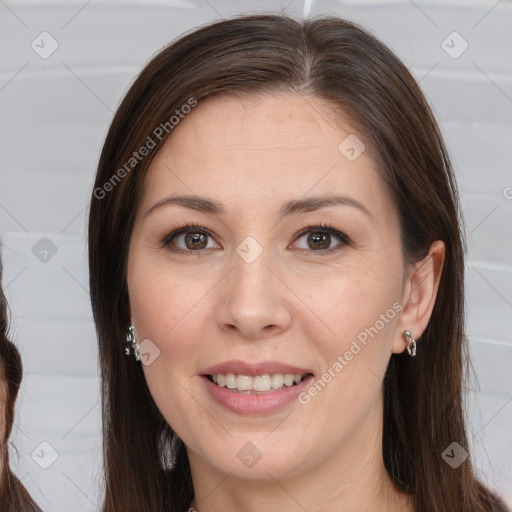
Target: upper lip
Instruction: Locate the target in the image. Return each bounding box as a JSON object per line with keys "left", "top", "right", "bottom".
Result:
{"left": 200, "top": 359, "right": 314, "bottom": 377}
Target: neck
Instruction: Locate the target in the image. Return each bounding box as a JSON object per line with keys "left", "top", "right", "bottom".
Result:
{"left": 189, "top": 465, "right": 412, "bottom": 512}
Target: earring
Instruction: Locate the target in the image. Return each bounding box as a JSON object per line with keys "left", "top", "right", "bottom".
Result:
{"left": 126, "top": 324, "right": 141, "bottom": 361}
{"left": 402, "top": 330, "right": 417, "bottom": 357}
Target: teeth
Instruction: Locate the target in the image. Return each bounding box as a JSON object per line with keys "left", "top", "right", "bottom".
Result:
{"left": 271, "top": 373, "right": 284, "bottom": 389}
{"left": 225, "top": 373, "right": 237, "bottom": 389}
{"left": 211, "top": 372, "right": 305, "bottom": 392}
{"left": 237, "top": 375, "right": 252, "bottom": 391}
{"left": 253, "top": 374, "right": 271, "bottom": 391}
{"left": 283, "top": 374, "right": 295, "bottom": 387}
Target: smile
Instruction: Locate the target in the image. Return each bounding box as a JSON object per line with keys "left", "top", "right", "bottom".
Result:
{"left": 199, "top": 360, "right": 315, "bottom": 414}
{"left": 206, "top": 372, "right": 308, "bottom": 393}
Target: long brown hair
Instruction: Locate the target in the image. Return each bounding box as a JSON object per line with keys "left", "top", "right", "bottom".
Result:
{"left": 88, "top": 13, "right": 509, "bottom": 512}
{"left": 0, "top": 251, "right": 42, "bottom": 511}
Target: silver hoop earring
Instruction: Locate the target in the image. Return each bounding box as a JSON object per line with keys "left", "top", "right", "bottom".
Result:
{"left": 126, "top": 324, "right": 141, "bottom": 361}
{"left": 402, "top": 330, "right": 417, "bottom": 357}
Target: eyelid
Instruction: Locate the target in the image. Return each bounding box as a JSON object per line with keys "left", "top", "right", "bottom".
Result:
{"left": 290, "top": 222, "right": 351, "bottom": 254}
{"left": 161, "top": 222, "right": 351, "bottom": 254}
{"left": 160, "top": 223, "right": 218, "bottom": 250}
{"left": 292, "top": 222, "right": 350, "bottom": 245}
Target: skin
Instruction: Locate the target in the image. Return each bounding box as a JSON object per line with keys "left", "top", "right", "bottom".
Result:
{"left": 127, "top": 91, "right": 445, "bottom": 512}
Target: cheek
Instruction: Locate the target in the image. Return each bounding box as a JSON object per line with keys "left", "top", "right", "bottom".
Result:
{"left": 130, "top": 268, "right": 213, "bottom": 435}
{"left": 288, "top": 263, "right": 403, "bottom": 432}
{"left": 129, "top": 268, "right": 206, "bottom": 361}
{"left": 293, "top": 266, "right": 401, "bottom": 433}
{"left": 127, "top": 248, "right": 227, "bottom": 400}
{"left": 291, "top": 254, "right": 403, "bottom": 359}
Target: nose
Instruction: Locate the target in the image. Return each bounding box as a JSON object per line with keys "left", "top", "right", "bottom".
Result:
{"left": 215, "top": 246, "right": 292, "bottom": 340}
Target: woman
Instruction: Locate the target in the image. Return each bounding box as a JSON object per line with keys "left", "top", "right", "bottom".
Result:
{"left": 88, "top": 13, "right": 510, "bottom": 512}
{"left": 0, "top": 253, "right": 42, "bottom": 511}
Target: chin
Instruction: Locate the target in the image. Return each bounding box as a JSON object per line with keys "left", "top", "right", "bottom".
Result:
{"left": 188, "top": 430, "right": 314, "bottom": 481}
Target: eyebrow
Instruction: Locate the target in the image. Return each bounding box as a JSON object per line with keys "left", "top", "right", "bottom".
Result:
{"left": 145, "top": 193, "right": 371, "bottom": 219}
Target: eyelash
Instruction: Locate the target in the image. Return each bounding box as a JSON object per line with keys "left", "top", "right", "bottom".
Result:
{"left": 161, "top": 222, "right": 351, "bottom": 256}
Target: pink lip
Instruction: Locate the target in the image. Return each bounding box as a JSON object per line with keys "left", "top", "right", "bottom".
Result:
{"left": 200, "top": 359, "right": 313, "bottom": 377}
{"left": 202, "top": 374, "right": 314, "bottom": 415}
{"left": 199, "top": 359, "right": 315, "bottom": 415}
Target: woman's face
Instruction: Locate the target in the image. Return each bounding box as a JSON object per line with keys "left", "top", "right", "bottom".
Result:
{"left": 127, "top": 92, "right": 412, "bottom": 481}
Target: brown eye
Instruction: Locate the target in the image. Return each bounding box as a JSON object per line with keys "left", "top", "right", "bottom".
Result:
{"left": 183, "top": 232, "right": 208, "bottom": 250}
{"left": 162, "top": 223, "right": 349, "bottom": 256}
{"left": 307, "top": 231, "right": 332, "bottom": 250}
{"left": 163, "top": 224, "right": 220, "bottom": 254}
{"left": 293, "top": 224, "right": 350, "bottom": 254}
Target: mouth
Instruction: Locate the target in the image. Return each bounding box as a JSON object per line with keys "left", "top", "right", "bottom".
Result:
{"left": 199, "top": 360, "right": 315, "bottom": 414}
{"left": 204, "top": 372, "right": 314, "bottom": 394}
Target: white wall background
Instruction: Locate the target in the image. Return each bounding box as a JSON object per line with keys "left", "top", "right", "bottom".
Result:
{"left": 0, "top": 1, "right": 511, "bottom": 510}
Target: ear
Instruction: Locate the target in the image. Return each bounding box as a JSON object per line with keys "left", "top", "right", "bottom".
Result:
{"left": 392, "top": 240, "right": 446, "bottom": 354}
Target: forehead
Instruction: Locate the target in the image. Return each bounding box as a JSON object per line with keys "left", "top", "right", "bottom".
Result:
{"left": 163, "top": 91, "right": 365, "bottom": 157}
{"left": 140, "top": 92, "right": 394, "bottom": 220}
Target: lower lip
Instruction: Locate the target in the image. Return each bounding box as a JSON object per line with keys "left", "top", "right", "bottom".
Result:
{"left": 202, "top": 375, "right": 314, "bottom": 415}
